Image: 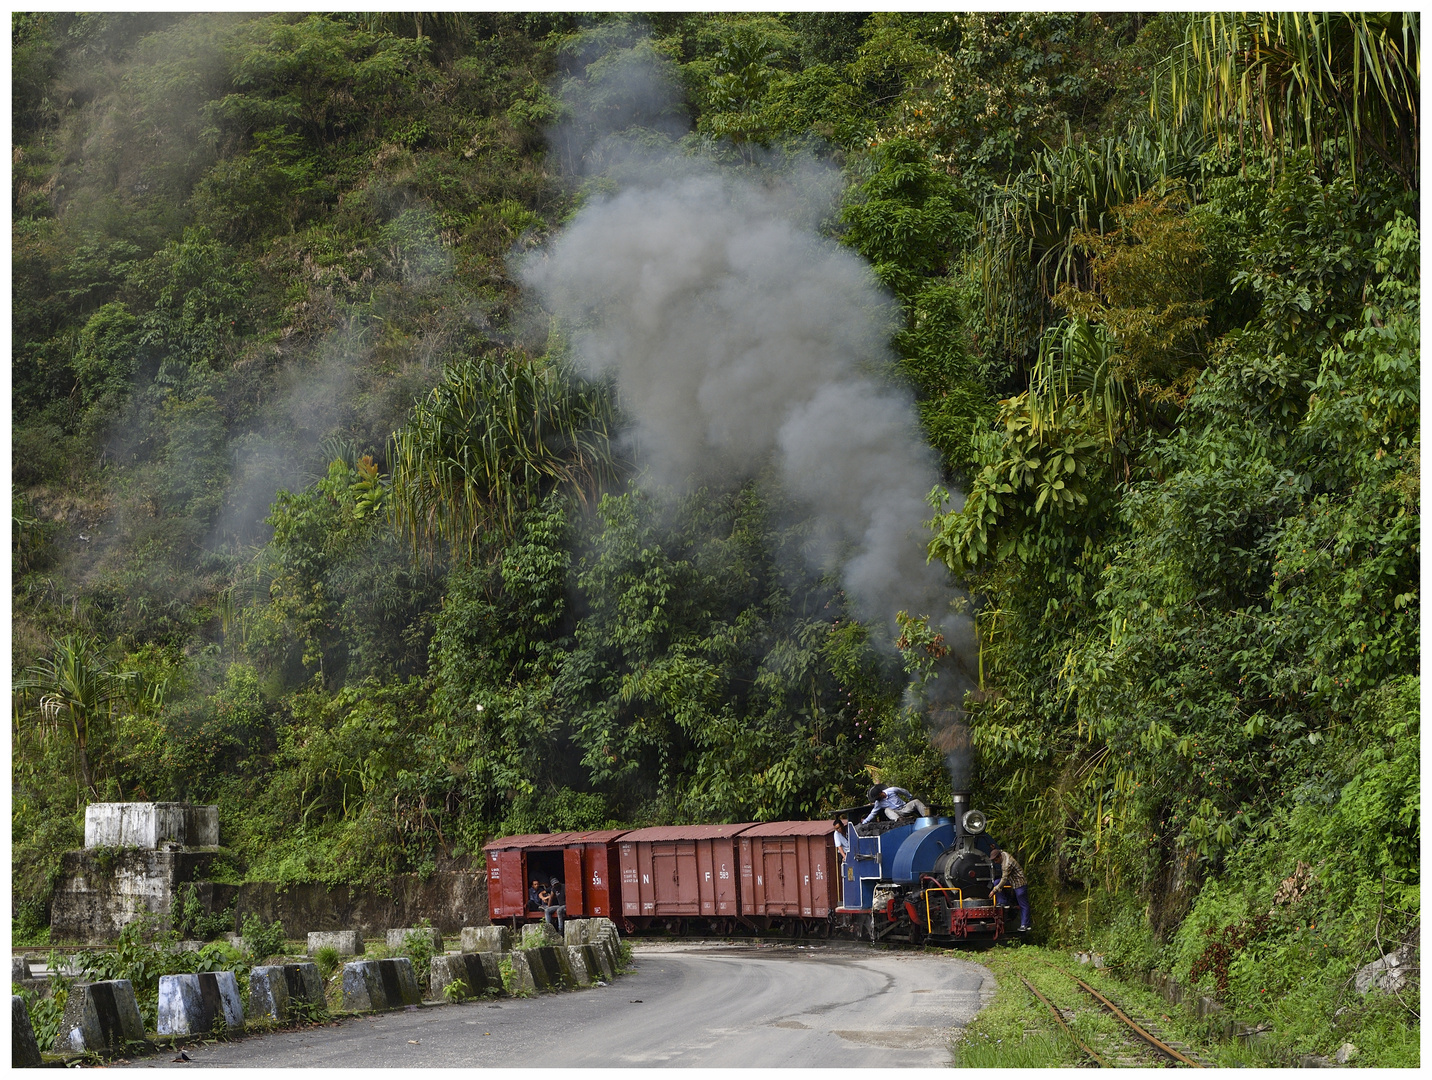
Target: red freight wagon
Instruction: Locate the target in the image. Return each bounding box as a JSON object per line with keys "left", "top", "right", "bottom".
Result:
{"left": 738, "top": 821, "right": 840, "bottom": 928}
{"left": 483, "top": 830, "right": 629, "bottom": 924}
{"left": 616, "top": 824, "right": 754, "bottom": 930}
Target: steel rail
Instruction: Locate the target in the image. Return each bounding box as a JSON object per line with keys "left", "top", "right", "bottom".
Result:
{"left": 1042, "top": 961, "right": 1205, "bottom": 1068}
{"left": 1017, "top": 972, "right": 1107, "bottom": 1067}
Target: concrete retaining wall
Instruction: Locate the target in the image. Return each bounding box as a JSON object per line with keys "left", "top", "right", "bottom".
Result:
{"left": 50, "top": 849, "right": 218, "bottom": 944}
{"left": 157, "top": 971, "right": 244, "bottom": 1036}
{"left": 221, "top": 872, "right": 488, "bottom": 937}
{"left": 249, "top": 963, "right": 325, "bottom": 1021}
{"left": 56, "top": 980, "right": 146, "bottom": 1053}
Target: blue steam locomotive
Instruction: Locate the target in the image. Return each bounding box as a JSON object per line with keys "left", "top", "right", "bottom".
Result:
{"left": 833, "top": 791, "right": 1025, "bottom": 946}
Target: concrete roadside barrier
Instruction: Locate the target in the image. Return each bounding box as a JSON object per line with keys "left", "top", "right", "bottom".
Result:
{"left": 564, "top": 919, "right": 621, "bottom": 977}
{"left": 341, "top": 961, "right": 386, "bottom": 1011}
{"left": 520, "top": 923, "right": 562, "bottom": 949}
{"left": 13, "top": 957, "right": 32, "bottom": 981}
{"left": 157, "top": 971, "right": 245, "bottom": 1036}
{"left": 13, "top": 995, "right": 43, "bottom": 1067}
{"left": 460, "top": 926, "right": 512, "bottom": 953}
{"left": 56, "top": 980, "right": 146, "bottom": 1054}
{"left": 580, "top": 942, "right": 614, "bottom": 981}
{"left": 506, "top": 950, "right": 543, "bottom": 994}
{"left": 341, "top": 958, "right": 422, "bottom": 1012}
{"left": 249, "top": 963, "right": 325, "bottom": 1022}
{"left": 386, "top": 927, "right": 443, "bottom": 952}
{"left": 429, "top": 953, "right": 505, "bottom": 1000}
{"left": 308, "top": 930, "right": 363, "bottom": 956}
{"left": 563, "top": 947, "right": 591, "bottom": 985}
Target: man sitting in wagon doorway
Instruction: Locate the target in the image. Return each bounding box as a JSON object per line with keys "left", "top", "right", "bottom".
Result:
{"left": 539, "top": 877, "right": 566, "bottom": 934}
{"left": 860, "top": 785, "right": 930, "bottom": 826}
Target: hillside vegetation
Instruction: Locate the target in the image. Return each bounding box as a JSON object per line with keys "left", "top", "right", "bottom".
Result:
{"left": 11, "top": 13, "right": 1418, "bottom": 1064}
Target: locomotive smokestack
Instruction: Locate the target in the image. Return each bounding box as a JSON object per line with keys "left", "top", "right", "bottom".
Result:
{"left": 950, "top": 790, "right": 971, "bottom": 840}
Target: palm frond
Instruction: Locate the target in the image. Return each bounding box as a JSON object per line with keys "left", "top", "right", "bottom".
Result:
{"left": 1165, "top": 12, "right": 1419, "bottom": 187}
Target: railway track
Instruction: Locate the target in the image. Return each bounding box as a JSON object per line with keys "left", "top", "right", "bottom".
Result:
{"left": 1017, "top": 973, "right": 1108, "bottom": 1067}
{"left": 1024, "top": 960, "right": 1210, "bottom": 1068}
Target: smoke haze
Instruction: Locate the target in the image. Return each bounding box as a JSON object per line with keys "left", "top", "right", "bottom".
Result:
{"left": 519, "top": 167, "right": 971, "bottom": 666}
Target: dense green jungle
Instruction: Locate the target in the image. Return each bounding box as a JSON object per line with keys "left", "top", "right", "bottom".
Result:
{"left": 10, "top": 12, "right": 1419, "bottom": 1063}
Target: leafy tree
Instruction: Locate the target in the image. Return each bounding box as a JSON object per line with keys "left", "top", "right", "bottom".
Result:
{"left": 211, "top": 15, "right": 429, "bottom": 146}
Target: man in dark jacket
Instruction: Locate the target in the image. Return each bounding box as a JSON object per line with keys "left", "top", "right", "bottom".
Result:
{"left": 540, "top": 877, "right": 566, "bottom": 933}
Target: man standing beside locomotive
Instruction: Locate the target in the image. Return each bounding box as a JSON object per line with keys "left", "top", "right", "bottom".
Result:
{"left": 988, "top": 846, "right": 1031, "bottom": 932}
{"left": 860, "top": 785, "right": 930, "bottom": 825}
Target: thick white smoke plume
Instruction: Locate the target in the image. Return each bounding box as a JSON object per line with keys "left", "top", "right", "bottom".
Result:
{"left": 519, "top": 167, "right": 969, "bottom": 653}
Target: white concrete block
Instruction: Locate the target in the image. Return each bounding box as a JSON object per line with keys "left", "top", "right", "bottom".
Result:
{"left": 460, "top": 925, "right": 512, "bottom": 953}
{"left": 385, "top": 927, "right": 442, "bottom": 952}
{"left": 156, "top": 971, "right": 244, "bottom": 1036}
{"left": 307, "top": 930, "right": 363, "bottom": 956}
{"left": 83, "top": 803, "right": 219, "bottom": 850}
{"left": 57, "top": 980, "right": 146, "bottom": 1053}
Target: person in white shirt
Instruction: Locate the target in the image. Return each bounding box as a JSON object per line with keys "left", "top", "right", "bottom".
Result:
{"left": 860, "top": 785, "right": 930, "bottom": 825}
{"left": 831, "top": 814, "right": 851, "bottom": 860}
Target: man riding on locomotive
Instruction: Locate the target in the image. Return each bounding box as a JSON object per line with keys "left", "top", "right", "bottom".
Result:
{"left": 860, "top": 785, "right": 930, "bottom": 826}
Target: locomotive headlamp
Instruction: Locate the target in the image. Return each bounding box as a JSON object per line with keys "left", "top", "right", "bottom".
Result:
{"left": 961, "top": 809, "right": 987, "bottom": 835}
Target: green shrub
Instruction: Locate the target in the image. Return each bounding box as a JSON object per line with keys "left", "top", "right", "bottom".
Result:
{"left": 442, "top": 977, "right": 472, "bottom": 1003}
{"left": 314, "top": 945, "right": 341, "bottom": 980}
{"left": 400, "top": 920, "right": 437, "bottom": 983}
{"left": 14, "top": 984, "right": 65, "bottom": 1052}
{"left": 171, "top": 882, "right": 235, "bottom": 941}
{"left": 241, "top": 913, "right": 288, "bottom": 963}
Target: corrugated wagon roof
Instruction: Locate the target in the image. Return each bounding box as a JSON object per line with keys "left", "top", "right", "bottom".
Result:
{"left": 483, "top": 829, "right": 629, "bottom": 851}
{"left": 617, "top": 823, "right": 758, "bottom": 842}
{"left": 739, "top": 820, "right": 838, "bottom": 837}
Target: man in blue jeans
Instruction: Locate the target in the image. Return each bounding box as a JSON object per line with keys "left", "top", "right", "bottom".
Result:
{"left": 988, "top": 846, "right": 1031, "bottom": 932}
{"left": 540, "top": 877, "right": 566, "bottom": 934}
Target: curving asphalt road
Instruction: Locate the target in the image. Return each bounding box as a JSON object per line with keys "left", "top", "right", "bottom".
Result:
{"left": 114, "top": 941, "right": 996, "bottom": 1068}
